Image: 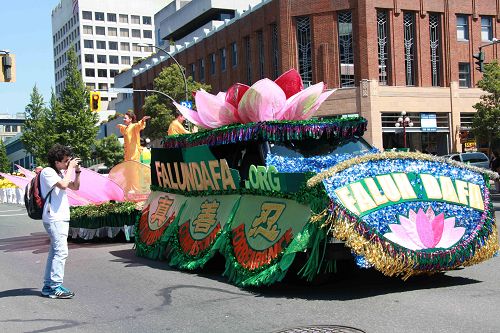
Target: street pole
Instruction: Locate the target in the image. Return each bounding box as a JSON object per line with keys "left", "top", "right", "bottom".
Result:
{"left": 137, "top": 43, "right": 189, "bottom": 102}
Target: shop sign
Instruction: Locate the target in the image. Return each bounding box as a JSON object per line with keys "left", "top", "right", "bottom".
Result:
{"left": 421, "top": 113, "right": 437, "bottom": 132}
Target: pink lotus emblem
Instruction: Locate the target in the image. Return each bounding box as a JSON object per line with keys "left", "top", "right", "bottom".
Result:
{"left": 174, "top": 69, "right": 336, "bottom": 129}
{"left": 383, "top": 208, "right": 465, "bottom": 250}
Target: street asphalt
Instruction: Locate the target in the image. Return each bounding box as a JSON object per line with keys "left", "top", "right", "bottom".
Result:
{"left": 0, "top": 194, "right": 499, "bottom": 333}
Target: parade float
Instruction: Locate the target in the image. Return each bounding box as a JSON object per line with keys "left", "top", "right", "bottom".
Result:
{"left": 134, "top": 69, "right": 500, "bottom": 287}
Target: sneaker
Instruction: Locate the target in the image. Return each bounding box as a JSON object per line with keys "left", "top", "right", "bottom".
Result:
{"left": 47, "top": 285, "right": 75, "bottom": 299}
{"left": 41, "top": 285, "right": 51, "bottom": 296}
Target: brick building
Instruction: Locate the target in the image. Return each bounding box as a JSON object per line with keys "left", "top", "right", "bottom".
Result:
{"left": 132, "top": 0, "right": 499, "bottom": 154}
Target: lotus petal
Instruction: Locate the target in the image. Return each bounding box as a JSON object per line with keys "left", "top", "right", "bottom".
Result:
{"left": 415, "top": 208, "right": 437, "bottom": 248}
{"left": 15, "top": 165, "right": 35, "bottom": 180}
{"left": 238, "top": 79, "right": 287, "bottom": 122}
{"left": 297, "top": 89, "right": 336, "bottom": 120}
{"left": 435, "top": 217, "right": 465, "bottom": 248}
{"left": 398, "top": 215, "right": 425, "bottom": 248}
{"left": 195, "top": 90, "right": 238, "bottom": 127}
{"left": 71, "top": 167, "right": 125, "bottom": 203}
{"left": 173, "top": 101, "right": 206, "bottom": 129}
{"left": 274, "top": 69, "right": 304, "bottom": 99}
{"left": 216, "top": 91, "right": 226, "bottom": 102}
{"left": 386, "top": 224, "right": 423, "bottom": 250}
{"left": 225, "top": 83, "right": 249, "bottom": 110}
{"left": 430, "top": 212, "right": 445, "bottom": 246}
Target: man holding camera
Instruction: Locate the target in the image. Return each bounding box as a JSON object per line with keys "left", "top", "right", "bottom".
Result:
{"left": 39, "top": 144, "right": 81, "bottom": 299}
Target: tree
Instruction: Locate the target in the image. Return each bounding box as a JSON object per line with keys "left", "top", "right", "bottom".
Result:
{"left": 142, "top": 64, "right": 211, "bottom": 139}
{"left": 0, "top": 140, "right": 10, "bottom": 172}
{"left": 472, "top": 61, "right": 500, "bottom": 151}
{"left": 53, "top": 48, "right": 99, "bottom": 160}
{"left": 94, "top": 134, "right": 123, "bottom": 168}
{"left": 21, "top": 85, "right": 56, "bottom": 165}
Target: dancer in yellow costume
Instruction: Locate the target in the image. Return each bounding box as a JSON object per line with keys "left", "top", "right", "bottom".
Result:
{"left": 116, "top": 111, "right": 151, "bottom": 161}
{"left": 168, "top": 114, "right": 190, "bottom": 135}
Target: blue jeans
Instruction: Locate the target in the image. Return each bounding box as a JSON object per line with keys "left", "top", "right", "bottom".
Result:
{"left": 43, "top": 220, "right": 69, "bottom": 288}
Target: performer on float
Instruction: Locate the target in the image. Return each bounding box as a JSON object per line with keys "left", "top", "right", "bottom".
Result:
{"left": 116, "top": 110, "right": 151, "bottom": 162}
{"left": 168, "top": 113, "right": 191, "bottom": 135}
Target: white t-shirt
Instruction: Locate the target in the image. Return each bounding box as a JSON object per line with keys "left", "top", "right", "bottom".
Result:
{"left": 40, "top": 167, "right": 70, "bottom": 223}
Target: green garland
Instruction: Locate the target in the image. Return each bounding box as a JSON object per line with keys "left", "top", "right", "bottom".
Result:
{"left": 162, "top": 117, "right": 368, "bottom": 148}
{"left": 69, "top": 202, "right": 140, "bottom": 236}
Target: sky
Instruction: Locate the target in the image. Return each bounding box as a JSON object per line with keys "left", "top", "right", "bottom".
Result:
{"left": 0, "top": 1, "right": 60, "bottom": 116}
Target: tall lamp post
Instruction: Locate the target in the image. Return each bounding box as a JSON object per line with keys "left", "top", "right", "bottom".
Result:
{"left": 137, "top": 43, "right": 189, "bottom": 102}
{"left": 395, "top": 111, "right": 414, "bottom": 148}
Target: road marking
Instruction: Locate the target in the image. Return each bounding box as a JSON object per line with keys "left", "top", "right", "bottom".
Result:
{"left": 0, "top": 213, "right": 27, "bottom": 217}
{"left": 0, "top": 209, "right": 24, "bottom": 212}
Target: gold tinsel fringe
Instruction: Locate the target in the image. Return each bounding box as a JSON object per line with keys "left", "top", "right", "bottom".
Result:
{"left": 309, "top": 208, "right": 328, "bottom": 224}
{"left": 462, "top": 224, "right": 499, "bottom": 267}
{"left": 331, "top": 214, "right": 416, "bottom": 280}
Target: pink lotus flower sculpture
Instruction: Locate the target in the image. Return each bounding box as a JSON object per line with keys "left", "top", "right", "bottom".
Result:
{"left": 174, "top": 69, "right": 336, "bottom": 129}
{"left": 383, "top": 207, "right": 465, "bottom": 250}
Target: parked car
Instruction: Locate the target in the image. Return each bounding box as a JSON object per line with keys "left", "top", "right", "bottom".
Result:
{"left": 443, "top": 152, "right": 490, "bottom": 169}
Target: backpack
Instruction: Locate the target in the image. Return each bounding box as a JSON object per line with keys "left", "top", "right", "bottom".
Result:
{"left": 24, "top": 173, "right": 54, "bottom": 220}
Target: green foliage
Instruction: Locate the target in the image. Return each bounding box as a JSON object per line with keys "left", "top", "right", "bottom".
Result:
{"left": 0, "top": 140, "right": 10, "bottom": 172}
{"left": 21, "top": 85, "right": 56, "bottom": 165}
{"left": 54, "top": 48, "right": 99, "bottom": 160}
{"left": 143, "top": 64, "right": 211, "bottom": 139}
{"left": 472, "top": 61, "right": 500, "bottom": 148}
{"left": 94, "top": 134, "right": 123, "bottom": 168}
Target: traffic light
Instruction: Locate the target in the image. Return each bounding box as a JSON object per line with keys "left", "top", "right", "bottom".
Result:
{"left": 473, "top": 51, "right": 484, "bottom": 72}
{"left": 89, "top": 91, "right": 101, "bottom": 111}
{"left": 0, "top": 53, "right": 15, "bottom": 83}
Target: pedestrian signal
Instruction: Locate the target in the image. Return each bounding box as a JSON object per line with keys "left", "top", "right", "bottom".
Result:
{"left": 90, "top": 91, "right": 101, "bottom": 111}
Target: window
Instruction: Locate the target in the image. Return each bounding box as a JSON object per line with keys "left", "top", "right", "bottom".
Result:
{"left": 95, "top": 26, "right": 105, "bottom": 35}
{"left": 85, "top": 68, "right": 95, "bottom": 77}
{"left": 98, "top": 69, "right": 107, "bottom": 77}
{"left": 97, "top": 54, "right": 106, "bottom": 63}
{"left": 131, "top": 15, "right": 140, "bottom": 24}
{"left": 108, "top": 27, "right": 117, "bottom": 36}
{"left": 82, "top": 11, "right": 92, "bottom": 20}
{"left": 83, "top": 39, "right": 94, "bottom": 48}
{"left": 107, "top": 13, "right": 116, "bottom": 22}
{"left": 271, "top": 23, "right": 280, "bottom": 79}
{"left": 109, "top": 55, "right": 118, "bottom": 64}
{"left": 338, "top": 12, "right": 354, "bottom": 87}
{"left": 458, "top": 62, "right": 470, "bottom": 88}
{"left": 189, "top": 63, "right": 196, "bottom": 79}
{"left": 95, "top": 12, "right": 104, "bottom": 21}
{"left": 231, "top": 42, "right": 238, "bottom": 67}
{"left": 296, "top": 16, "right": 312, "bottom": 86}
{"left": 83, "top": 25, "right": 93, "bottom": 34}
{"left": 143, "top": 16, "right": 152, "bottom": 25}
{"left": 84, "top": 54, "right": 94, "bottom": 63}
{"left": 120, "top": 28, "right": 129, "bottom": 37}
{"left": 108, "top": 41, "right": 118, "bottom": 50}
{"left": 429, "top": 13, "right": 441, "bottom": 87}
{"left": 143, "top": 30, "right": 152, "bottom": 39}
{"left": 96, "top": 40, "right": 106, "bottom": 49}
{"left": 121, "top": 56, "right": 130, "bottom": 65}
{"left": 132, "top": 29, "right": 141, "bottom": 38}
{"left": 244, "top": 36, "right": 252, "bottom": 84}
{"left": 377, "top": 10, "right": 390, "bottom": 85}
{"left": 199, "top": 58, "right": 205, "bottom": 81}
{"left": 119, "top": 14, "right": 128, "bottom": 23}
{"left": 403, "top": 12, "right": 416, "bottom": 86}
{"left": 257, "top": 31, "right": 265, "bottom": 79}
{"left": 220, "top": 48, "right": 227, "bottom": 72}
{"left": 132, "top": 43, "right": 141, "bottom": 52}
{"left": 98, "top": 83, "right": 108, "bottom": 90}
{"left": 110, "top": 69, "right": 119, "bottom": 77}
{"left": 456, "top": 15, "right": 469, "bottom": 41}
{"left": 481, "top": 17, "right": 493, "bottom": 42}
{"left": 210, "top": 53, "right": 216, "bottom": 75}
{"left": 120, "top": 42, "right": 130, "bottom": 51}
